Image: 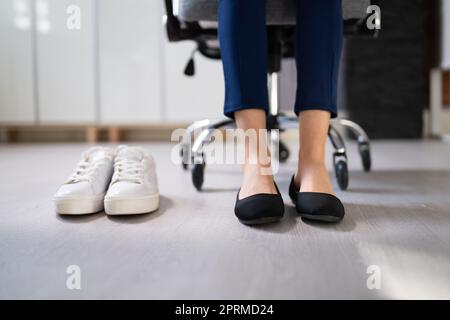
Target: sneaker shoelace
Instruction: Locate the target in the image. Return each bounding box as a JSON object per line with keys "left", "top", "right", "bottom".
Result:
{"left": 112, "top": 157, "right": 144, "bottom": 184}
{"left": 67, "top": 160, "right": 108, "bottom": 183}
{"left": 66, "top": 149, "right": 112, "bottom": 184}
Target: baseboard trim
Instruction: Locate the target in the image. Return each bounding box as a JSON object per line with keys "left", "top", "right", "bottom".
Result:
{"left": 0, "top": 123, "right": 190, "bottom": 143}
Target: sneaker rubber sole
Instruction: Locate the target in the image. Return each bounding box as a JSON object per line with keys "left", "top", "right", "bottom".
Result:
{"left": 54, "top": 194, "right": 105, "bottom": 215}
{"left": 104, "top": 193, "right": 159, "bottom": 215}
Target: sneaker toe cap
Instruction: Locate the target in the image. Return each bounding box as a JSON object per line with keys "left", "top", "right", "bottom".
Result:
{"left": 55, "top": 182, "right": 95, "bottom": 198}
{"left": 106, "top": 182, "right": 156, "bottom": 198}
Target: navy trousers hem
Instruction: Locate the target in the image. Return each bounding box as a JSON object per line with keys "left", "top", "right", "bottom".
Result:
{"left": 224, "top": 104, "right": 269, "bottom": 120}
{"left": 295, "top": 105, "right": 338, "bottom": 119}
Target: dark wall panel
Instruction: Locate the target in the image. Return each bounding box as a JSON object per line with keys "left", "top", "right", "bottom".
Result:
{"left": 344, "top": 0, "right": 426, "bottom": 138}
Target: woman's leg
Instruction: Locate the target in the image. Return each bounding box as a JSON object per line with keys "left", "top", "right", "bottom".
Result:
{"left": 218, "top": 0, "right": 276, "bottom": 198}
{"left": 297, "top": 110, "right": 334, "bottom": 194}
{"left": 218, "top": 0, "right": 269, "bottom": 118}
{"left": 234, "top": 109, "right": 277, "bottom": 199}
{"left": 294, "top": 0, "right": 343, "bottom": 193}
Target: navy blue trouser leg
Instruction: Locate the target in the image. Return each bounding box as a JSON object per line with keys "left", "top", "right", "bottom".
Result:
{"left": 218, "top": 0, "right": 269, "bottom": 119}
{"left": 218, "top": 0, "right": 343, "bottom": 119}
{"left": 295, "top": 0, "right": 343, "bottom": 118}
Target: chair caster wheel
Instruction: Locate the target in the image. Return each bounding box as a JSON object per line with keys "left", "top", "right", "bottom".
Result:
{"left": 334, "top": 159, "right": 349, "bottom": 191}
{"left": 359, "top": 144, "right": 371, "bottom": 172}
{"left": 278, "top": 141, "right": 290, "bottom": 163}
{"left": 192, "top": 162, "right": 205, "bottom": 191}
{"left": 180, "top": 149, "right": 188, "bottom": 170}
{"left": 180, "top": 146, "right": 190, "bottom": 170}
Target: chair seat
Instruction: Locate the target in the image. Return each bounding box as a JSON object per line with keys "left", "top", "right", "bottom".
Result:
{"left": 176, "top": 0, "right": 371, "bottom": 25}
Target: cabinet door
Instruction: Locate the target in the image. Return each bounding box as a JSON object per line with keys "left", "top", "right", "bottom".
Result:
{"left": 36, "top": 0, "right": 96, "bottom": 123}
{"left": 0, "top": 0, "right": 35, "bottom": 123}
{"left": 163, "top": 40, "right": 225, "bottom": 122}
{"left": 97, "top": 0, "right": 163, "bottom": 124}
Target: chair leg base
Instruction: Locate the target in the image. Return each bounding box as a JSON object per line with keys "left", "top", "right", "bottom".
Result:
{"left": 179, "top": 116, "right": 371, "bottom": 191}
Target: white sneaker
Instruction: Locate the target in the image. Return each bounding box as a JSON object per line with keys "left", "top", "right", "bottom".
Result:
{"left": 54, "top": 147, "right": 114, "bottom": 214}
{"left": 104, "top": 145, "right": 159, "bottom": 215}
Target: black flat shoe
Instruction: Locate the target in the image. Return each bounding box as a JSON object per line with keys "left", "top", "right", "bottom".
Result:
{"left": 289, "top": 175, "right": 345, "bottom": 223}
{"left": 235, "top": 183, "right": 285, "bottom": 225}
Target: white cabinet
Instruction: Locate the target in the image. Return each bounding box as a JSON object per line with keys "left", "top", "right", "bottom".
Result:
{"left": 0, "top": 0, "right": 226, "bottom": 126}
{"left": 0, "top": 0, "right": 35, "bottom": 123}
{"left": 36, "top": 0, "right": 97, "bottom": 123}
{"left": 97, "top": 0, "right": 163, "bottom": 124}
{"left": 163, "top": 40, "right": 225, "bottom": 122}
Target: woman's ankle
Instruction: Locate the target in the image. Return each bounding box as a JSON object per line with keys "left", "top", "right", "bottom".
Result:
{"left": 296, "top": 153, "right": 334, "bottom": 194}
{"left": 239, "top": 163, "right": 276, "bottom": 198}
{"left": 299, "top": 151, "right": 326, "bottom": 166}
{"left": 243, "top": 162, "right": 273, "bottom": 178}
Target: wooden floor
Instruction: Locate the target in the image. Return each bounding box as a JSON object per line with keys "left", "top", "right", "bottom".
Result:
{"left": 1, "top": 140, "right": 450, "bottom": 299}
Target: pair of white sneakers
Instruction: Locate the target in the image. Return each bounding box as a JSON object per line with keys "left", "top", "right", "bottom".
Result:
{"left": 54, "top": 145, "right": 159, "bottom": 215}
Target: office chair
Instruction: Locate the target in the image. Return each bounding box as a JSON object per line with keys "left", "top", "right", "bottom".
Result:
{"left": 164, "top": 0, "right": 377, "bottom": 191}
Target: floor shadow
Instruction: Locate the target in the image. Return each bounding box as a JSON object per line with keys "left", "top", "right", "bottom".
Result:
{"left": 297, "top": 194, "right": 450, "bottom": 233}
{"left": 300, "top": 205, "right": 357, "bottom": 233}
{"left": 56, "top": 211, "right": 105, "bottom": 224}
{"left": 106, "top": 195, "right": 173, "bottom": 224}
{"left": 248, "top": 203, "right": 357, "bottom": 234}
{"left": 246, "top": 205, "right": 299, "bottom": 234}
